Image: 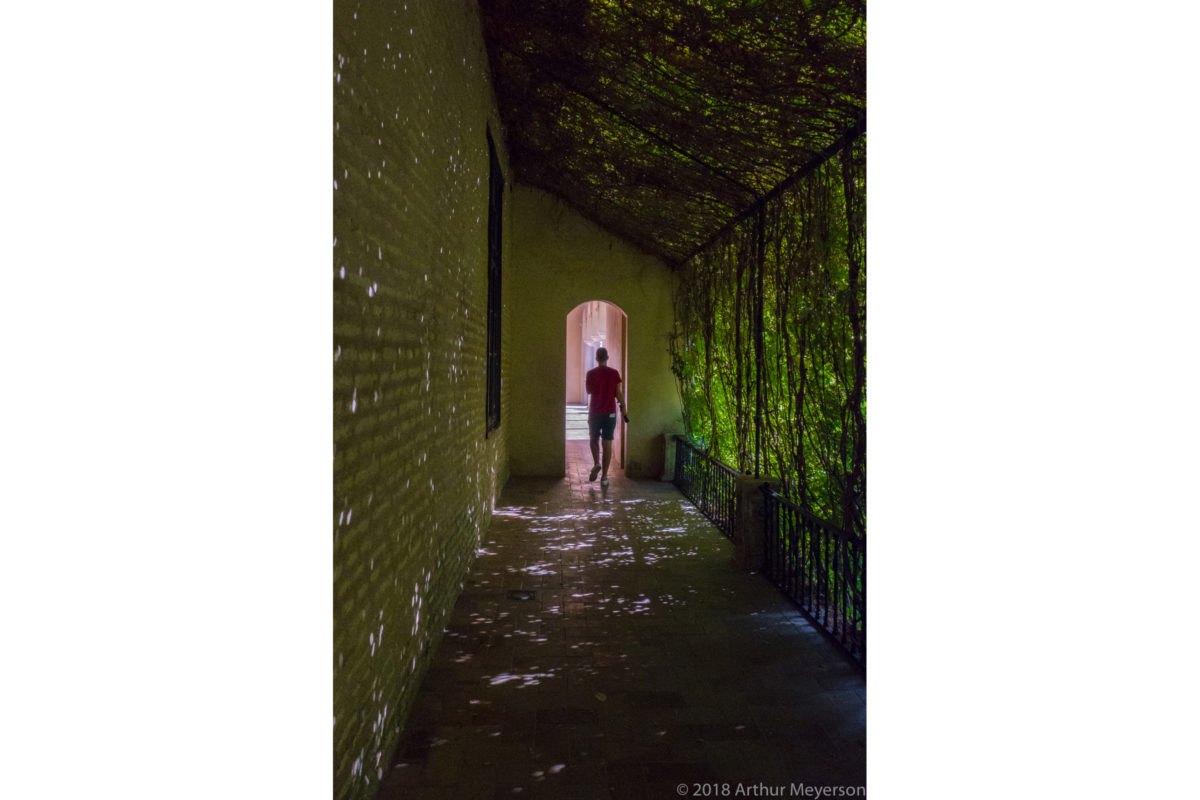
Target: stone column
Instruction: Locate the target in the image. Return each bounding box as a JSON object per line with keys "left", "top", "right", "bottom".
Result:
{"left": 662, "top": 434, "right": 680, "bottom": 482}
{"left": 733, "top": 474, "right": 782, "bottom": 571}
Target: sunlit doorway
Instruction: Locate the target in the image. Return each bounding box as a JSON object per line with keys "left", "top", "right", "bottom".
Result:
{"left": 565, "top": 301, "right": 628, "bottom": 472}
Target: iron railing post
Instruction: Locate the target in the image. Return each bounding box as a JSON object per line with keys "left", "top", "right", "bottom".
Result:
{"left": 753, "top": 201, "right": 765, "bottom": 479}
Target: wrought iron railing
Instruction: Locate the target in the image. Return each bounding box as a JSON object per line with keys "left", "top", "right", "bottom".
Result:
{"left": 672, "top": 437, "right": 865, "bottom": 665}
{"left": 762, "top": 486, "right": 865, "bottom": 665}
{"left": 672, "top": 437, "right": 738, "bottom": 540}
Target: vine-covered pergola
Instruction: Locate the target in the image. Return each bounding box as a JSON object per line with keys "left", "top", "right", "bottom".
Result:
{"left": 479, "top": 0, "right": 866, "bottom": 537}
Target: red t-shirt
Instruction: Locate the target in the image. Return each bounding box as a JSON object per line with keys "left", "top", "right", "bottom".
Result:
{"left": 585, "top": 365, "right": 622, "bottom": 415}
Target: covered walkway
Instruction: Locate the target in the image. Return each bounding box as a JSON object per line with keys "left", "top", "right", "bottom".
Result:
{"left": 378, "top": 441, "right": 865, "bottom": 799}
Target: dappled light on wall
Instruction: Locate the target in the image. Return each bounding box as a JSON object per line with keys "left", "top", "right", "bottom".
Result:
{"left": 333, "top": 1, "right": 513, "bottom": 798}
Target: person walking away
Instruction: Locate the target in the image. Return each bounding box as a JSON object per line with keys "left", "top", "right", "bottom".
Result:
{"left": 585, "top": 346, "right": 627, "bottom": 487}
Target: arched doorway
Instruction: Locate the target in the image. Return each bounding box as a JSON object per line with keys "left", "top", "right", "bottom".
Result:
{"left": 565, "top": 300, "right": 629, "bottom": 472}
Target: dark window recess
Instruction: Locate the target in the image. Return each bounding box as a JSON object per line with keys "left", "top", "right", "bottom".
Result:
{"left": 485, "top": 132, "right": 504, "bottom": 435}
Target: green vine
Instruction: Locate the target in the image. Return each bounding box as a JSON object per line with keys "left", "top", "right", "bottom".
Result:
{"left": 671, "top": 136, "right": 866, "bottom": 537}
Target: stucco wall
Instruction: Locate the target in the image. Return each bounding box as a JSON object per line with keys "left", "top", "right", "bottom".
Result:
{"left": 509, "top": 186, "right": 681, "bottom": 479}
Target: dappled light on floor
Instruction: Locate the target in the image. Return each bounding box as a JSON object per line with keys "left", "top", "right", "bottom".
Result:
{"left": 379, "top": 439, "right": 864, "bottom": 798}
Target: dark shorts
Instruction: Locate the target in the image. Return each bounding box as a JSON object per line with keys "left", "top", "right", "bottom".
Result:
{"left": 588, "top": 413, "right": 617, "bottom": 441}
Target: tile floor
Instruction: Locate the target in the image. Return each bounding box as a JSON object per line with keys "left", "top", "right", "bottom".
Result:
{"left": 378, "top": 440, "right": 865, "bottom": 800}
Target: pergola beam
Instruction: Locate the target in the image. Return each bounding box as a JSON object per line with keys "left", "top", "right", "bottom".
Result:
{"left": 681, "top": 114, "right": 865, "bottom": 265}
{"left": 499, "top": 44, "right": 759, "bottom": 201}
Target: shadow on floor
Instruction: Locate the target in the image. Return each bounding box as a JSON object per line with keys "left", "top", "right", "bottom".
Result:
{"left": 378, "top": 440, "right": 865, "bottom": 800}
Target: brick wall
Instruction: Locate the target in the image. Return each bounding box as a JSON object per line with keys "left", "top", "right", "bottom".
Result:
{"left": 333, "top": 2, "right": 509, "bottom": 799}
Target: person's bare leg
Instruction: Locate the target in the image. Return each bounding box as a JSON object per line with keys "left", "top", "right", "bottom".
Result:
{"left": 601, "top": 439, "right": 612, "bottom": 480}
{"left": 589, "top": 436, "right": 601, "bottom": 481}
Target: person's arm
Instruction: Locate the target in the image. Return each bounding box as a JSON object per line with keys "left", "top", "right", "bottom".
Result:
{"left": 615, "top": 382, "right": 628, "bottom": 421}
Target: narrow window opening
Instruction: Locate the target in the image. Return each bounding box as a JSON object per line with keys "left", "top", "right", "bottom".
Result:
{"left": 485, "top": 131, "right": 504, "bottom": 436}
